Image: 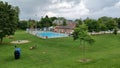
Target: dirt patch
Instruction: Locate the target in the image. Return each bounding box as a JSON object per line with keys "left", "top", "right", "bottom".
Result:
{"left": 10, "top": 40, "right": 30, "bottom": 44}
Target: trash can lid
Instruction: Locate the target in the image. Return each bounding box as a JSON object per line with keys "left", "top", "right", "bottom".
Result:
{"left": 15, "top": 48, "right": 20, "bottom": 52}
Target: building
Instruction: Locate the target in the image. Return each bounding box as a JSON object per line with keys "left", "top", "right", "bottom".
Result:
{"left": 54, "top": 22, "right": 76, "bottom": 34}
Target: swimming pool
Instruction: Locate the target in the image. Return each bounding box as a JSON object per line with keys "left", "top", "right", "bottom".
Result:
{"left": 36, "top": 31, "right": 68, "bottom": 38}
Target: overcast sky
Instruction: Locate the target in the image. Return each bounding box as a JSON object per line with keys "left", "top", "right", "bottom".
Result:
{"left": 2, "top": 0, "right": 120, "bottom": 20}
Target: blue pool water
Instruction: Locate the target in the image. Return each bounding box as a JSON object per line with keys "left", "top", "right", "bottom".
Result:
{"left": 37, "top": 31, "right": 68, "bottom": 38}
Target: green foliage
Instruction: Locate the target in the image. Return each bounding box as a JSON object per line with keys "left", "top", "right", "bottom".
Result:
{"left": 28, "top": 19, "right": 37, "bottom": 29}
{"left": 84, "top": 18, "right": 101, "bottom": 32}
{"left": 72, "top": 24, "right": 95, "bottom": 45}
{"left": 39, "top": 15, "right": 52, "bottom": 28}
{"left": 50, "top": 17, "right": 57, "bottom": 22}
{"left": 106, "top": 19, "right": 117, "bottom": 30}
{"left": 98, "top": 16, "right": 118, "bottom": 31}
{"left": 0, "top": 1, "right": 19, "bottom": 43}
{"left": 113, "top": 27, "right": 118, "bottom": 35}
{"left": 75, "top": 19, "right": 82, "bottom": 27}
{"left": 18, "top": 20, "right": 28, "bottom": 30}
{"left": 115, "top": 18, "right": 120, "bottom": 29}
{"left": 62, "top": 19, "right": 67, "bottom": 26}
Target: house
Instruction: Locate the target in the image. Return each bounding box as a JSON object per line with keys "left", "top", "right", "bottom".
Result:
{"left": 52, "top": 19, "right": 64, "bottom": 25}
{"left": 54, "top": 22, "right": 76, "bottom": 34}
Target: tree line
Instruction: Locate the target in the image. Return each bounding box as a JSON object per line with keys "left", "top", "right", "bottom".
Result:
{"left": 18, "top": 15, "right": 67, "bottom": 30}
{"left": 19, "top": 16, "right": 120, "bottom": 33}
{"left": 83, "top": 17, "right": 119, "bottom": 33}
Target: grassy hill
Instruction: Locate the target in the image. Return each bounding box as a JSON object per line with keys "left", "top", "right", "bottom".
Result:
{"left": 0, "top": 30, "right": 120, "bottom": 68}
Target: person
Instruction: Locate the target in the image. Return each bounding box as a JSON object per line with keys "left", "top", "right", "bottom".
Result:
{"left": 14, "top": 46, "right": 21, "bottom": 59}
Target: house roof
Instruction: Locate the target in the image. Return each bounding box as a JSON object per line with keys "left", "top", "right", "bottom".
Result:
{"left": 55, "top": 26, "right": 74, "bottom": 29}
{"left": 54, "top": 21, "right": 76, "bottom": 29}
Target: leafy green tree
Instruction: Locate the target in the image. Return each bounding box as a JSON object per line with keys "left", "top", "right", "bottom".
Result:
{"left": 92, "top": 19, "right": 101, "bottom": 32}
{"left": 72, "top": 24, "right": 95, "bottom": 62}
{"left": 84, "top": 18, "right": 93, "bottom": 32}
{"left": 113, "top": 27, "right": 118, "bottom": 35}
{"left": 100, "top": 23, "right": 107, "bottom": 33}
{"left": 114, "top": 18, "right": 120, "bottom": 29}
{"left": 18, "top": 20, "right": 28, "bottom": 30}
{"left": 98, "top": 16, "right": 117, "bottom": 31}
{"left": 62, "top": 19, "right": 67, "bottom": 26}
{"left": 84, "top": 18, "right": 101, "bottom": 32}
{"left": 75, "top": 19, "right": 83, "bottom": 27}
{"left": 106, "top": 19, "right": 117, "bottom": 31}
{"left": 99, "top": 16, "right": 111, "bottom": 22}
{"left": 36, "top": 21, "right": 42, "bottom": 28}
{"left": 0, "top": 1, "right": 19, "bottom": 43}
{"left": 28, "top": 19, "right": 36, "bottom": 29}
{"left": 98, "top": 18, "right": 107, "bottom": 32}
{"left": 50, "top": 17, "right": 57, "bottom": 22}
{"left": 14, "top": 6, "right": 20, "bottom": 24}
{"left": 39, "top": 15, "right": 52, "bottom": 28}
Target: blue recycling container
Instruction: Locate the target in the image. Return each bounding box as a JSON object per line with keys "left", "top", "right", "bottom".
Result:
{"left": 14, "top": 48, "right": 21, "bottom": 59}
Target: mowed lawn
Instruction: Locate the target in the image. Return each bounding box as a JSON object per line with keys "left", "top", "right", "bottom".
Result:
{"left": 0, "top": 30, "right": 120, "bottom": 68}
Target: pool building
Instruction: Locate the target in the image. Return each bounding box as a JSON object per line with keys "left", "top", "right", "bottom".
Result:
{"left": 54, "top": 22, "right": 76, "bottom": 34}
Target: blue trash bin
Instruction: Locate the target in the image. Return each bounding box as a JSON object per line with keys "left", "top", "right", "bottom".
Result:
{"left": 14, "top": 47, "right": 21, "bottom": 59}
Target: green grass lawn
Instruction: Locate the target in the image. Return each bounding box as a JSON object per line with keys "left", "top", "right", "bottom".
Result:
{"left": 0, "top": 30, "right": 120, "bottom": 68}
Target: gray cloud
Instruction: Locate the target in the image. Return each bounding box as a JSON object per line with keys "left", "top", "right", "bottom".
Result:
{"left": 83, "top": 0, "right": 119, "bottom": 12}
{"left": 1, "top": 0, "right": 120, "bottom": 20}
{"left": 87, "top": 4, "right": 120, "bottom": 19}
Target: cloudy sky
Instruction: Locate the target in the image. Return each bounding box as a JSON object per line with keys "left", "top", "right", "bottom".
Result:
{"left": 2, "top": 0, "right": 120, "bottom": 20}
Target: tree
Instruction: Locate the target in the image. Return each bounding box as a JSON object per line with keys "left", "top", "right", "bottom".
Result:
{"left": 106, "top": 19, "right": 117, "bottom": 31}
{"left": 72, "top": 24, "right": 95, "bottom": 62}
{"left": 113, "top": 27, "right": 118, "bottom": 35}
{"left": 98, "top": 16, "right": 111, "bottom": 31}
{"left": 98, "top": 16, "right": 118, "bottom": 31}
{"left": 98, "top": 18, "right": 107, "bottom": 33}
{"left": 39, "top": 15, "right": 52, "bottom": 28}
{"left": 84, "top": 18, "right": 93, "bottom": 32}
{"left": 114, "top": 18, "right": 120, "bottom": 29}
{"left": 62, "top": 19, "right": 67, "bottom": 26}
{"left": 14, "top": 6, "right": 20, "bottom": 25}
{"left": 28, "top": 19, "right": 36, "bottom": 29}
{"left": 0, "top": 1, "right": 19, "bottom": 43}
{"left": 75, "top": 19, "right": 83, "bottom": 27}
{"left": 50, "top": 17, "right": 57, "bottom": 22}
{"left": 18, "top": 20, "right": 28, "bottom": 30}
{"left": 84, "top": 18, "right": 101, "bottom": 33}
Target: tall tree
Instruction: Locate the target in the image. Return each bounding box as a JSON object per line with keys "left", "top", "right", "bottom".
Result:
{"left": 50, "top": 17, "right": 57, "bottom": 22}
{"left": 106, "top": 18, "right": 117, "bottom": 31}
{"left": 28, "top": 19, "right": 36, "bottom": 29}
{"left": 98, "top": 16, "right": 117, "bottom": 31}
{"left": 84, "top": 18, "right": 101, "bottom": 32}
{"left": 98, "top": 18, "right": 107, "bottom": 33}
{"left": 14, "top": 6, "right": 20, "bottom": 25}
{"left": 18, "top": 20, "right": 28, "bottom": 30}
{"left": 62, "top": 19, "right": 67, "bottom": 26}
{"left": 39, "top": 15, "right": 52, "bottom": 28}
{"left": 75, "top": 19, "right": 82, "bottom": 27}
{"left": 113, "top": 27, "right": 118, "bottom": 35}
{"left": 72, "top": 24, "right": 95, "bottom": 62}
{"left": 114, "top": 18, "right": 120, "bottom": 29}
{"left": 0, "top": 1, "right": 19, "bottom": 43}
{"left": 84, "top": 17, "right": 93, "bottom": 32}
